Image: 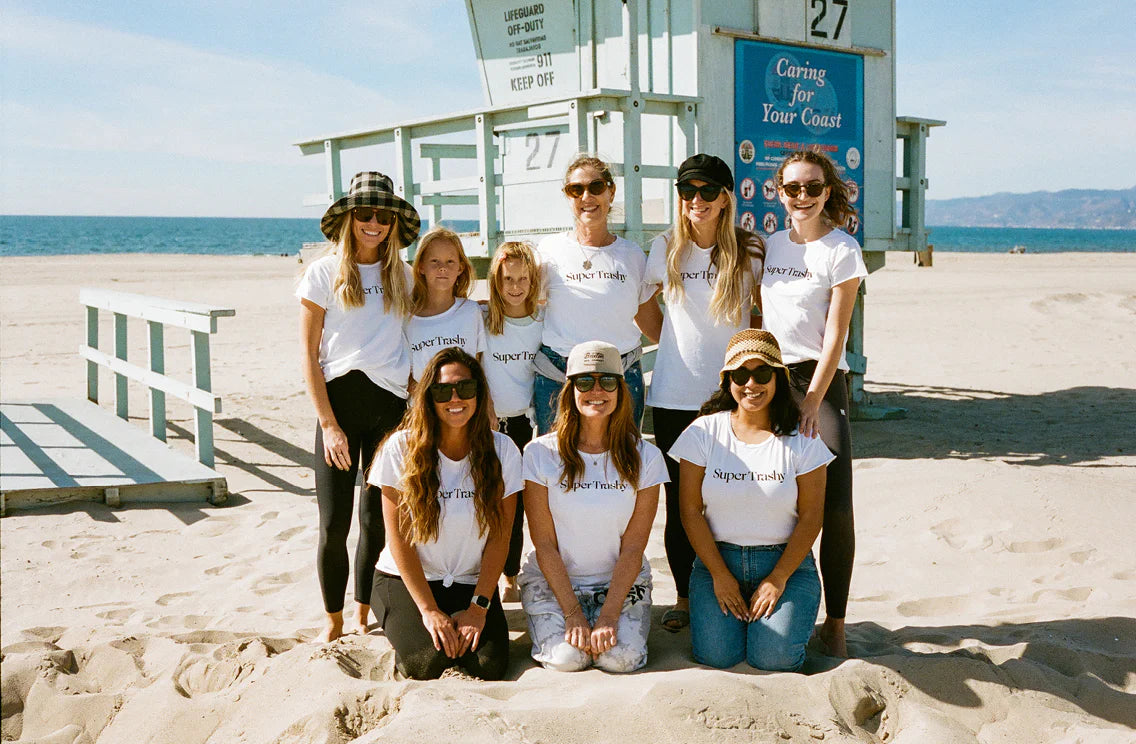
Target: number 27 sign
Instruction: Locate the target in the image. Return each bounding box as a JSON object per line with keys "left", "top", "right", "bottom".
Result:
{"left": 807, "top": 0, "right": 851, "bottom": 49}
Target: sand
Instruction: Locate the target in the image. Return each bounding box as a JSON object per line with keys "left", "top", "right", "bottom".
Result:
{"left": 1, "top": 251, "right": 1134, "bottom": 743}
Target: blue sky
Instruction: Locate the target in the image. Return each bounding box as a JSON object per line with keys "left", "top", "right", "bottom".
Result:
{"left": 2, "top": 1, "right": 1132, "bottom": 217}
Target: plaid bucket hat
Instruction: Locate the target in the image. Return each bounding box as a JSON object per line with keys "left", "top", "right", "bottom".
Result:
{"left": 320, "top": 171, "right": 421, "bottom": 245}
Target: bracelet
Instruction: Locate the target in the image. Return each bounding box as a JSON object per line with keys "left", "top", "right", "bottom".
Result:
{"left": 564, "top": 604, "right": 583, "bottom": 620}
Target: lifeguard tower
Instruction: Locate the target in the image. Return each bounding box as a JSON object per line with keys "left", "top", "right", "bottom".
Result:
{"left": 294, "top": 0, "right": 943, "bottom": 411}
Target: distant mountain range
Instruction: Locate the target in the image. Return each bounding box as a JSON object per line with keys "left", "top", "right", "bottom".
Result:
{"left": 925, "top": 186, "right": 1136, "bottom": 229}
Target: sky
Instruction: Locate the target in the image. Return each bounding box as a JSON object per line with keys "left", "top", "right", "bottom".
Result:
{"left": 1, "top": 0, "right": 1133, "bottom": 218}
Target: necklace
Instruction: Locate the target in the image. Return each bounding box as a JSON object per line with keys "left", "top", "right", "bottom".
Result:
{"left": 579, "top": 244, "right": 602, "bottom": 270}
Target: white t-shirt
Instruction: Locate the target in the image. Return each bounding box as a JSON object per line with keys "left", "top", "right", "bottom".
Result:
{"left": 668, "top": 411, "right": 834, "bottom": 546}
{"left": 644, "top": 233, "right": 762, "bottom": 410}
{"left": 482, "top": 307, "right": 544, "bottom": 418}
{"left": 370, "top": 429, "right": 523, "bottom": 586}
{"left": 537, "top": 232, "right": 654, "bottom": 355}
{"left": 296, "top": 255, "right": 411, "bottom": 398}
{"left": 522, "top": 433, "right": 668, "bottom": 585}
{"left": 405, "top": 298, "right": 487, "bottom": 380}
{"left": 760, "top": 228, "right": 867, "bottom": 369}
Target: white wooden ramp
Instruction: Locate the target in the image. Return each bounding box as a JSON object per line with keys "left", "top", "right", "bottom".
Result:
{"left": 0, "top": 399, "right": 227, "bottom": 516}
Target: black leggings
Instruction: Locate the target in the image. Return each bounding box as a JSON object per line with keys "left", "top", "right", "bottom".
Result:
{"left": 499, "top": 414, "right": 533, "bottom": 578}
{"left": 371, "top": 573, "right": 510, "bottom": 680}
{"left": 651, "top": 406, "right": 701, "bottom": 599}
{"left": 787, "top": 361, "right": 854, "bottom": 619}
{"left": 315, "top": 370, "right": 406, "bottom": 613}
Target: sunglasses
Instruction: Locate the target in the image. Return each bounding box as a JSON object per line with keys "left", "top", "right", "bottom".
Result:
{"left": 728, "top": 365, "right": 776, "bottom": 386}
{"left": 428, "top": 379, "right": 478, "bottom": 403}
{"left": 563, "top": 179, "right": 610, "bottom": 199}
{"left": 571, "top": 374, "right": 620, "bottom": 393}
{"left": 676, "top": 182, "right": 724, "bottom": 202}
{"left": 353, "top": 207, "right": 395, "bottom": 225}
{"left": 779, "top": 181, "right": 827, "bottom": 198}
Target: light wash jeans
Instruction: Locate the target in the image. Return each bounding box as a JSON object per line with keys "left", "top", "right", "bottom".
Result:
{"left": 689, "top": 543, "right": 820, "bottom": 672}
{"left": 518, "top": 557, "right": 652, "bottom": 673}
{"left": 532, "top": 345, "right": 645, "bottom": 435}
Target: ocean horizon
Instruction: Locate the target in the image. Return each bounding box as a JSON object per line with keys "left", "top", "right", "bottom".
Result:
{"left": 1, "top": 215, "right": 1133, "bottom": 257}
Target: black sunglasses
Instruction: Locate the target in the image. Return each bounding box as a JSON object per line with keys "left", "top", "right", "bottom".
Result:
{"left": 676, "top": 182, "right": 724, "bottom": 202}
{"left": 428, "top": 379, "right": 478, "bottom": 403}
{"left": 563, "top": 179, "right": 610, "bottom": 199}
{"left": 571, "top": 374, "right": 620, "bottom": 393}
{"left": 779, "top": 181, "right": 827, "bottom": 198}
{"left": 353, "top": 207, "right": 396, "bottom": 225}
{"left": 728, "top": 365, "right": 776, "bottom": 386}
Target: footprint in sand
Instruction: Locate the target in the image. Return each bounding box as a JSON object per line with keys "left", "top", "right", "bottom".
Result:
{"left": 897, "top": 594, "right": 973, "bottom": 617}
{"left": 1069, "top": 549, "right": 1096, "bottom": 565}
{"left": 274, "top": 526, "right": 304, "bottom": 542}
{"left": 156, "top": 591, "right": 194, "bottom": 607}
{"left": 1007, "top": 537, "right": 1062, "bottom": 553}
{"left": 96, "top": 608, "right": 135, "bottom": 623}
{"left": 252, "top": 570, "right": 306, "bottom": 596}
{"left": 1029, "top": 587, "right": 1092, "bottom": 603}
{"left": 929, "top": 518, "right": 997, "bottom": 551}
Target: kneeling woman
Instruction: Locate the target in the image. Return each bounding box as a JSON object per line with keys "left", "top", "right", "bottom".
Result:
{"left": 671, "top": 330, "right": 832, "bottom": 671}
{"left": 520, "top": 341, "right": 668, "bottom": 672}
{"left": 368, "top": 348, "right": 522, "bottom": 680}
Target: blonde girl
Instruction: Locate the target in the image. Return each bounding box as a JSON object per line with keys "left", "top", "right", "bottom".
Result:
{"left": 297, "top": 171, "right": 418, "bottom": 642}
{"left": 405, "top": 226, "right": 486, "bottom": 383}
{"left": 481, "top": 241, "right": 544, "bottom": 600}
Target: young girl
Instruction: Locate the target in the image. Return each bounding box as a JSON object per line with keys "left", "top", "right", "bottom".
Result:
{"left": 761, "top": 150, "right": 867, "bottom": 657}
{"left": 405, "top": 227, "right": 486, "bottom": 384}
{"left": 297, "top": 171, "right": 418, "bottom": 642}
{"left": 481, "top": 241, "right": 544, "bottom": 601}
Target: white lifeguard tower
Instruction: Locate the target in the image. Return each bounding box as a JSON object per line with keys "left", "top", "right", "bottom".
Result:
{"left": 294, "top": 0, "right": 943, "bottom": 413}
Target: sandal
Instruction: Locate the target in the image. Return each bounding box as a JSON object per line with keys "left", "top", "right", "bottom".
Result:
{"left": 661, "top": 607, "right": 690, "bottom": 633}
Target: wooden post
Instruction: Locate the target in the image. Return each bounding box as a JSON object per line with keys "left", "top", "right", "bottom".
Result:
{"left": 475, "top": 113, "right": 498, "bottom": 255}
{"left": 191, "top": 330, "right": 214, "bottom": 468}
{"left": 621, "top": 0, "right": 644, "bottom": 248}
{"left": 148, "top": 320, "right": 166, "bottom": 441}
{"left": 86, "top": 305, "right": 99, "bottom": 403}
{"left": 324, "top": 139, "right": 342, "bottom": 203}
{"left": 114, "top": 312, "right": 128, "bottom": 419}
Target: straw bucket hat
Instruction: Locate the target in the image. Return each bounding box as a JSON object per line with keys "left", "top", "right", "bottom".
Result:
{"left": 720, "top": 329, "right": 787, "bottom": 380}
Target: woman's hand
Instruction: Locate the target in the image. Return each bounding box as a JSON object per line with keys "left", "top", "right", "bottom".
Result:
{"left": 421, "top": 608, "right": 460, "bottom": 658}
{"left": 711, "top": 571, "right": 749, "bottom": 621}
{"left": 321, "top": 422, "right": 352, "bottom": 470}
{"left": 749, "top": 575, "right": 786, "bottom": 621}
{"left": 452, "top": 606, "right": 487, "bottom": 655}
{"left": 798, "top": 391, "right": 823, "bottom": 439}
{"left": 563, "top": 606, "right": 592, "bottom": 653}
{"left": 589, "top": 611, "right": 620, "bottom": 656}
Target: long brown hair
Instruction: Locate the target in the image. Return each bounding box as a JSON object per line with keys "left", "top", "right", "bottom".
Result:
{"left": 663, "top": 189, "right": 764, "bottom": 325}
{"left": 386, "top": 347, "right": 503, "bottom": 545}
{"left": 410, "top": 227, "right": 475, "bottom": 313}
{"left": 329, "top": 212, "right": 410, "bottom": 316}
{"left": 486, "top": 241, "right": 541, "bottom": 335}
{"left": 775, "top": 149, "right": 857, "bottom": 228}
{"left": 552, "top": 376, "right": 641, "bottom": 492}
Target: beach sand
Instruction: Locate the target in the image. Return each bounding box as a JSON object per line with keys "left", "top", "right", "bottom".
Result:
{"left": 1, "top": 252, "right": 1133, "bottom": 743}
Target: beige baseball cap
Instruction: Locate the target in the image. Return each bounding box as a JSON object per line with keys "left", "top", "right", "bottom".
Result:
{"left": 566, "top": 340, "right": 623, "bottom": 377}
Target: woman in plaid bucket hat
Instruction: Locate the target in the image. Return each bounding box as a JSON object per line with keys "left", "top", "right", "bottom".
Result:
{"left": 669, "top": 329, "right": 831, "bottom": 671}
{"left": 298, "top": 171, "right": 421, "bottom": 642}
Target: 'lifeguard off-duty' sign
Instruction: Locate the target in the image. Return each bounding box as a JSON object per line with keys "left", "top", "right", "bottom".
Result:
{"left": 733, "top": 40, "right": 864, "bottom": 238}
{"left": 468, "top": 2, "right": 580, "bottom": 106}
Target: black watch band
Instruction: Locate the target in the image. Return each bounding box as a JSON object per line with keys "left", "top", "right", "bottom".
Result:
{"left": 470, "top": 594, "right": 491, "bottom": 609}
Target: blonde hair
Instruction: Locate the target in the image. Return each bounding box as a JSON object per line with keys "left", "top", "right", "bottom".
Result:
{"left": 410, "top": 227, "right": 474, "bottom": 312}
{"left": 486, "top": 241, "right": 541, "bottom": 335}
{"left": 552, "top": 376, "right": 641, "bottom": 493}
{"left": 383, "top": 348, "right": 504, "bottom": 545}
{"left": 329, "top": 212, "right": 410, "bottom": 316}
{"left": 663, "top": 190, "right": 764, "bottom": 325}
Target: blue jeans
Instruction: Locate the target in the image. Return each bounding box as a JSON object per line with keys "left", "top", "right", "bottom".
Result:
{"left": 689, "top": 543, "right": 820, "bottom": 672}
{"left": 533, "top": 345, "right": 644, "bottom": 434}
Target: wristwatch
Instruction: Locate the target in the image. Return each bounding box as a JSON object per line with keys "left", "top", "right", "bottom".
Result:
{"left": 470, "top": 594, "right": 491, "bottom": 610}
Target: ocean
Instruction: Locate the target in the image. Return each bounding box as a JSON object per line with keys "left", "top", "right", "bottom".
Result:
{"left": 1, "top": 215, "right": 1133, "bottom": 256}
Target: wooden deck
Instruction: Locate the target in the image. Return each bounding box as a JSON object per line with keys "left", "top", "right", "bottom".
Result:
{"left": 0, "top": 399, "right": 227, "bottom": 516}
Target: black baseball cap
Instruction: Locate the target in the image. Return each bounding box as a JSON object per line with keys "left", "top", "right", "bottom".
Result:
{"left": 676, "top": 154, "right": 734, "bottom": 191}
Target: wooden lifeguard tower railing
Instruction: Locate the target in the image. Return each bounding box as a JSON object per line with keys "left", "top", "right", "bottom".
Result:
{"left": 0, "top": 290, "right": 233, "bottom": 515}
{"left": 294, "top": 0, "right": 944, "bottom": 416}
